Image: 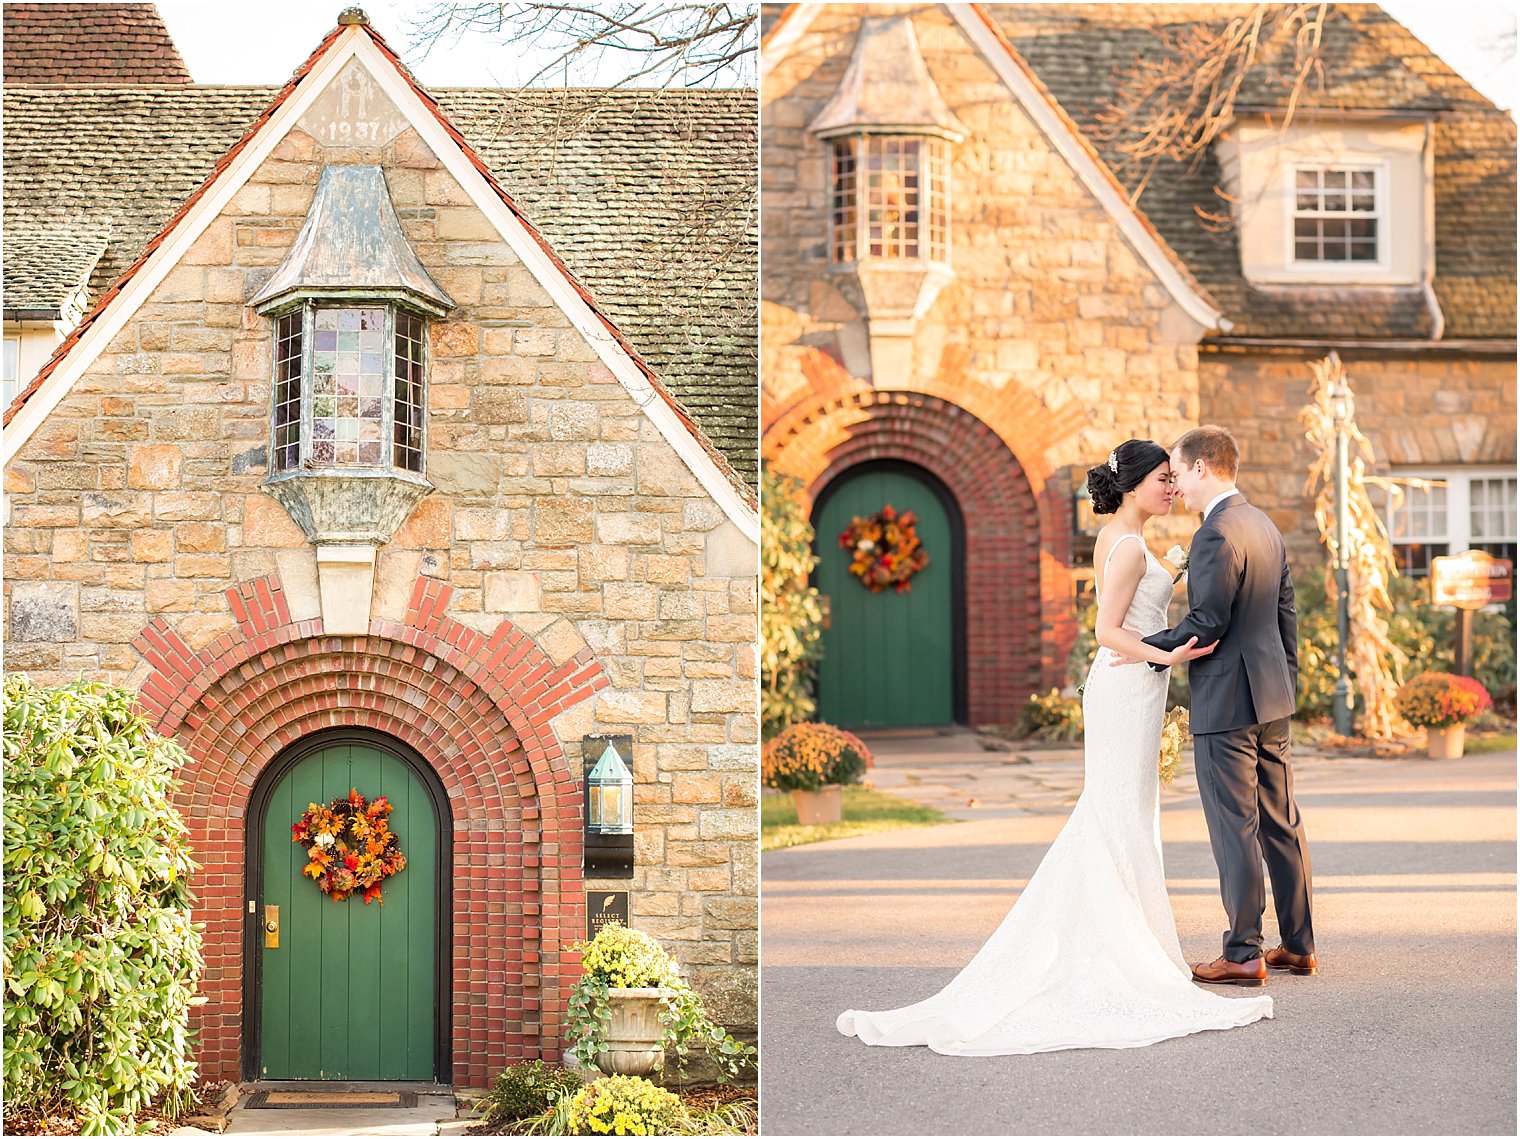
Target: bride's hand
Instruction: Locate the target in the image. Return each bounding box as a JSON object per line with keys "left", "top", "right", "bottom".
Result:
{"left": 1166, "top": 637, "right": 1217, "bottom": 666}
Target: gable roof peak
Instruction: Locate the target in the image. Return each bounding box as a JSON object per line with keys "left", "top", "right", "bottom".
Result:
{"left": 338, "top": 8, "right": 372, "bottom": 27}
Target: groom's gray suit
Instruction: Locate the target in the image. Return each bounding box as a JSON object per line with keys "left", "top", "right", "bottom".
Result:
{"left": 1142, "top": 493, "right": 1315, "bottom": 963}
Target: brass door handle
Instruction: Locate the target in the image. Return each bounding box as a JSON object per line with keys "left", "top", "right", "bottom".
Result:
{"left": 265, "top": 920, "right": 278, "bottom": 933}
{"left": 264, "top": 905, "right": 279, "bottom": 948}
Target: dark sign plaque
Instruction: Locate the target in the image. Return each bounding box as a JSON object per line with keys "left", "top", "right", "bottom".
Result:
{"left": 588, "top": 891, "right": 629, "bottom": 939}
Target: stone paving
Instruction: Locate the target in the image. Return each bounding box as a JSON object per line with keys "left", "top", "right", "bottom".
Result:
{"left": 762, "top": 729, "right": 1517, "bottom": 1136}
{"left": 859, "top": 725, "right": 1424, "bottom": 819}
{"left": 220, "top": 1087, "right": 466, "bottom": 1136}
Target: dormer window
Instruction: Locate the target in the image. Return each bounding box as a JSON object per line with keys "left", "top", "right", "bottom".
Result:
{"left": 830, "top": 135, "right": 950, "bottom": 263}
{"left": 1292, "top": 165, "right": 1380, "bottom": 264}
{"left": 251, "top": 164, "right": 452, "bottom": 548}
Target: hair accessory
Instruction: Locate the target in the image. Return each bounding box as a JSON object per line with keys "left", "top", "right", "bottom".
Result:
{"left": 1107, "top": 450, "right": 1118, "bottom": 473}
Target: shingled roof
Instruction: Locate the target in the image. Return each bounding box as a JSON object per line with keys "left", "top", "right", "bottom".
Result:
{"left": 985, "top": 3, "right": 1516, "bottom": 341}
{"left": 2, "top": 83, "right": 759, "bottom": 485}
{"left": 3, "top": 3, "right": 192, "bottom": 86}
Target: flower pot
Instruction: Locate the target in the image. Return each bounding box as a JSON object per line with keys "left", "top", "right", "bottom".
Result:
{"left": 1426, "top": 723, "right": 1465, "bottom": 760}
{"left": 791, "top": 784, "right": 843, "bottom": 826}
{"left": 594, "top": 987, "right": 665, "bottom": 1077}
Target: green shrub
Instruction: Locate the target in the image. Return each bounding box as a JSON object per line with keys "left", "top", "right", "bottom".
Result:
{"left": 1014, "top": 689, "right": 1084, "bottom": 741}
{"left": 477, "top": 1060, "right": 584, "bottom": 1128}
{"left": 1295, "top": 566, "right": 1517, "bottom": 720}
{"left": 565, "top": 924, "right": 755, "bottom": 1084}
{"left": 761, "top": 465, "right": 827, "bottom": 739}
{"left": 3, "top": 677, "right": 204, "bottom": 1136}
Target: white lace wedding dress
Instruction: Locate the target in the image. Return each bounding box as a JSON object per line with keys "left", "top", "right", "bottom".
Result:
{"left": 837, "top": 533, "right": 1273, "bottom": 1055}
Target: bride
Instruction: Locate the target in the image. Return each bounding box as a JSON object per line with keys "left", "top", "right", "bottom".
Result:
{"left": 837, "top": 439, "right": 1273, "bottom": 1055}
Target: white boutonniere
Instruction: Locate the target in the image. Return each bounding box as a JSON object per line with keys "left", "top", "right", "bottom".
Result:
{"left": 1166, "top": 543, "right": 1190, "bottom": 584}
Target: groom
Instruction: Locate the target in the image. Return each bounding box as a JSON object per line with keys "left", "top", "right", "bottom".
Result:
{"left": 1135, "top": 426, "right": 1316, "bottom": 986}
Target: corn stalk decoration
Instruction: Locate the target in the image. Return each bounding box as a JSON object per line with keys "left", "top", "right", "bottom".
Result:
{"left": 1299, "top": 351, "right": 1407, "bottom": 737}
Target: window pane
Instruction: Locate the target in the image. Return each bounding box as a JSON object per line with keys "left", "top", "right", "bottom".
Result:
{"left": 312, "top": 307, "right": 387, "bottom": 467}
{"left": 1471, "top": 477, "right": 1518, "bottom": 542}
{"left": 830, "top": 140, "right": 858, "bottom": 263}
{"left": 1395, "top": 542, "right": 1449, "bottom": 577}
{"left": 273, "top": 312, "right": 303, "bottom": 472}
{"left": 393, "top": 312, "right": 426, "bottom": 473}
{"left": 1293, "top": 166, "right": 1378, "bottom": 262}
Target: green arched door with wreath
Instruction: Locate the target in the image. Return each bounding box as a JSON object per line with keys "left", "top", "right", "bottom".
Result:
{"left": 256, "top": 739, "right": 439, "bottom": 1080}
{"left": 813, "top": 463, "right": 960, "bottom": 728}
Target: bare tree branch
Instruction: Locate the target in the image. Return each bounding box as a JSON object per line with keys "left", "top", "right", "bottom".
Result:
{"left": 1094, "top": 4, "right": 1329, "bottom": 205}
{"left": 406, "top": 3, "right": 757, "bottom": 89}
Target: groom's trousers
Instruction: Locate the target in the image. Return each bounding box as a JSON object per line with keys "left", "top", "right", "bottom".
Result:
{"left": 1193, "top": 717, "right": 1315, "bottom": 962}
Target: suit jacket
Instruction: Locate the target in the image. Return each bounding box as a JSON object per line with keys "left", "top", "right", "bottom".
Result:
{"left": 1142, "top": 495, "right": 1299, "bottom": 734}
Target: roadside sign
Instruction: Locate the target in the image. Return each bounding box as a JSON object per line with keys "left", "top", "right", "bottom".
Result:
{"left": 1431, "top": 550, "right": 1513, "bottom": 609}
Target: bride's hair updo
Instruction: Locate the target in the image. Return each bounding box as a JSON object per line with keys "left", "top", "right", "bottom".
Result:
{"left": 1086, "top": 439, "right": 1170, "bottom": 514}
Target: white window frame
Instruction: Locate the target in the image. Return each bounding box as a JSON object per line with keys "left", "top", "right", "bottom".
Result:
{"left": 1380, "top": 466, "right": 1518, "bottom": 576}
{"left": 2, "top": 336, "right": 19, "bottom": 409}
{"left": 1283, "top": 159, "right": 1391, "bottom": 276}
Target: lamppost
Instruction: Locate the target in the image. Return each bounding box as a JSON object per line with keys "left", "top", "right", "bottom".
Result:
{"left": 1330, "top": 372, "right": 1355, "bottom": 736}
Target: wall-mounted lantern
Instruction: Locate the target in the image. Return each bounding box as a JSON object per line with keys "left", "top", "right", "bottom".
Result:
{"left": 583, "top": 736, "right": 634, "bottom": 878}
{"left": 587, "top": 742, "right": 633, "bottom": 835}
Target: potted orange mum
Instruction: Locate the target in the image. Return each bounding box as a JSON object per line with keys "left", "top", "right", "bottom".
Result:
{"left": 1394, "top": 672, "right": 1493, "bottom": 759}
{"left": 762, "top": 722, "right": 873, "bottom": 825}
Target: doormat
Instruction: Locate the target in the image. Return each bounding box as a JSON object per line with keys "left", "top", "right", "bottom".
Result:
{"left": 244, "top": 1091, "right": 420, "bottom": 1109}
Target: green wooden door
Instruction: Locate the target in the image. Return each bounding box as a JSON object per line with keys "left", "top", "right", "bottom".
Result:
{"left": 815, "top": 467, "right": 957, "bottom": 728}
{"left": 259, "top": 742, "right": 437, "bottom": 1080}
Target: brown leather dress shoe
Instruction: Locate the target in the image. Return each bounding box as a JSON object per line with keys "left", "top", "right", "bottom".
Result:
{"left": 1265, "top": 946, "right": 1318, "bottom": 975}
{"left": 1191, "top": 955, "right": 1268, "bottom": 987}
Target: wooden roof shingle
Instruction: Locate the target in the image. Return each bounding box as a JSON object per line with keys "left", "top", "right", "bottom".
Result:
{"left": 3, "top": 3, "right": 192, "bottom": 86}
{"left": 2, "top": 80, "right": 759, "bottom": 485}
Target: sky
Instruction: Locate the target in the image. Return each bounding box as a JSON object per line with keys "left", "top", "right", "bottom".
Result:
{"left": 151, "top": 1, "right": 1515, "bottom": 109}
{"left": 155, "top": 0, "right": 758, "bottom": 88}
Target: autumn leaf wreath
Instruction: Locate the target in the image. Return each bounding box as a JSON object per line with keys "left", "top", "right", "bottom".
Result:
{"left": 291, "top": 788, "right": 407, "bottom": 904}
{"left": 839, "top": 504, "right": 930, "bottom": 593}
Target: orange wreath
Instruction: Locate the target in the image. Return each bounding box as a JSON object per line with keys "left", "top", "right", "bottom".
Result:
{"left": 291, "top": 788, "right": 407, "bottom": 904}
{"left": 839, "top": 504, "right": 930, "bottom": 593}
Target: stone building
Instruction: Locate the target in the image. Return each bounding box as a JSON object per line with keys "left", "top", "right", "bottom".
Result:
{"left": 3, "top": 6, "right": 758, "bottom": 1088}
{"left": 760, "top": 3, "right": 1515, "bottom": 730}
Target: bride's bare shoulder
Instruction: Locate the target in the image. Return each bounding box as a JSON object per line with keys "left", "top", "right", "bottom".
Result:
{"left": 1093, "top": 524, "right": 1142, "bottom": 561}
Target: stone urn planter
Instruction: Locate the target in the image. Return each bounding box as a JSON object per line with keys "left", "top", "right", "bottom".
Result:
{"left": 594, "top": 987, "right": 666, "bottom": 1076}
{"left": 791, "top": 784, "right": 843, "bottom": 826}
{"left": 1426, "top": 724, "right": 1466, "bottom": 760}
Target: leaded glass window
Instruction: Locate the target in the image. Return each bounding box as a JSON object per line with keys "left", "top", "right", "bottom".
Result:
{"left": 267, "top": 301, "right": 428, "bottom": 475}
{"left": 272, "top": 313, "right": 303, "bottom": 472}
{"left": 1293, "top": 166, "right": 1379, "bottom": 263}
{"left": 830, "top": 135, "right": 950, "bottom": 264}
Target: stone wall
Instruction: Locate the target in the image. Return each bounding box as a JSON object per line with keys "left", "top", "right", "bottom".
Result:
{"left": 1199, "top": 348, "right": 1518, "bottom": 563}
{"left": 762, "top": 3, "right": 1209, "bottom": 706}
{"left": 3, "top": 120, "right": 758, "bottom": 1079}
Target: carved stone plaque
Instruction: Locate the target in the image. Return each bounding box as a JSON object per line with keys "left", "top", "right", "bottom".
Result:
{"left": 299, "top": 58, "right": 409, "bottom": 148}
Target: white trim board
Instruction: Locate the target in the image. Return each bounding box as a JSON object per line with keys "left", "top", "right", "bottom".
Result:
{"left": 3, "top": 25, "right": 758, "bottom": 543}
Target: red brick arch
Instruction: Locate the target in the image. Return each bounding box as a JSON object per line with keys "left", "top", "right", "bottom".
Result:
{"left": 765, "top": 389, "right": 1076, "bottom": 722}
{"left": 131, "top": 573, "right": 608, "bottom": 1088}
